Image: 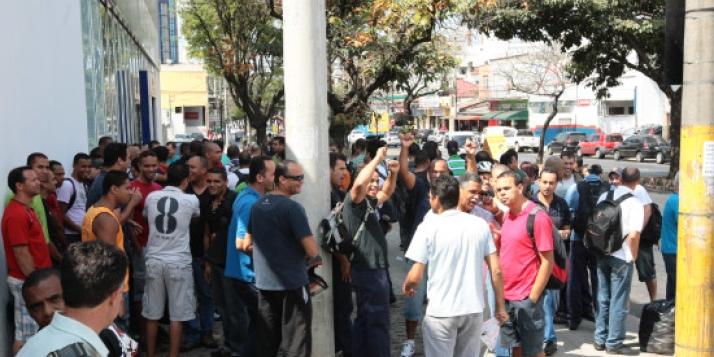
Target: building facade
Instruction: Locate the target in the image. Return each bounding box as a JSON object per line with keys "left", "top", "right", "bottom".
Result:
{"left": 0, "top": 1, "right": 161, "bottom": 352}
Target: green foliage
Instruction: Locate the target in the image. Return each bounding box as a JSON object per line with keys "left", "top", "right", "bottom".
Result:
{"left": 323, "top": 0, "right": 476, "bottom": 125}
{"left": 181, "top": 0, "right": 284, "bottom": 144}
{"left": 468, "top": 0, "right": 665, "bottom": 98}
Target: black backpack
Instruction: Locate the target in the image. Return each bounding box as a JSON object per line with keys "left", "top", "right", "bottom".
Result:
{"left": 573, "top": 180, "right": 611, "bottom": 236}
{"left": 318, "top": 198, "right": 373, "bottom": 257}
{"left": 640, "top": 203, "right": 663, "bottom": 246}
{"left": 62, "top": 178, "right": 78, "bottom": 209}
{"left": 584, "top": 191, "right": 633, "bottom": 256}
{"left": 526, "top": 206, "right": 568, "bottom": 289}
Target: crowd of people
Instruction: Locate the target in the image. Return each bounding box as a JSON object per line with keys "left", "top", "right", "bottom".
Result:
{"left": 2, "top": 130, "right": 679, "bottom": 357}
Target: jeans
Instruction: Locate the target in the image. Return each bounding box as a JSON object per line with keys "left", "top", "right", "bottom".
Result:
{"left": 333, "top": 259, "right": 353, "bottom": 356}
{"left": 543, "top": 290, "right": 559, "bottom": 343}
{"left": 351, "top": 267, "right": 390, "bottom": 357}
{"left": 224, "top": 278, "right": 258, "bottom": 357}
{"left": 662, "top": 253, "right": 677, "bottom": 301}
{"left": 568, "top": 239, "right": 598, "bottom": 324}
{"left": 486, "top": 271, "right": 511, "bottom": 357}
{"left": 403, "top": 259, "right": 427, "bottom": 321}
{"left": 594, "top": 255, "right": 634, "bottom": 349}
{"left": 184, "top": 257, "right": 214, "bottom": 343}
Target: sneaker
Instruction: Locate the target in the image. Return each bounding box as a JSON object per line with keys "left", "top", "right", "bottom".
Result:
{"left": 400, "top": 339, "right": 416, "bottom": 357}
{"left": 180, "top": 340, "right": 201, "bottom": 352}
{"left": 606, "top": 346, "right": 639, "bottom": 355}
{"left": 202, "top": 335, "right": 218, "bottom": 349}
{"left": 544, "top": 341, "right": 558, "bottom": 356}
{"left": 568, "top": 320, "right": 580, "bottom": 331}
{"left": 593, "top": 342, "right": 606, "bottom": 351}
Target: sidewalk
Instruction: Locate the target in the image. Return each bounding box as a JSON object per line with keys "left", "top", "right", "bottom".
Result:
{"left": 385, "top": 223, "right": 668, "bottom": 357}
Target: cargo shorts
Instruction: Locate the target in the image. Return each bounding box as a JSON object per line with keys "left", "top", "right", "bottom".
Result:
{"left": 141, "top": 262, "right": 196, "bottom": 322}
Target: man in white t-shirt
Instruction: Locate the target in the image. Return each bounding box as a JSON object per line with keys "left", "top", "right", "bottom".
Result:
{"left": 403, "top": 175, "right": 507, "bottom": 357}
{"left": 142, "top": 163, "right": 200, "bottom": 357}
{"left": 592, "top": 167, "right": 644, "bottom": 355}
{"left": 607, "top": 171, "right": 657, "bottom": 301}
{"left": 57, "top": 153, "right": 92, "bottom": 243}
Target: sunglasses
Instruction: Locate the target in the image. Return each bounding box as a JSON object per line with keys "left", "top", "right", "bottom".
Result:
{"left": 284, "top": 174, "right": 305, "bottom": 181}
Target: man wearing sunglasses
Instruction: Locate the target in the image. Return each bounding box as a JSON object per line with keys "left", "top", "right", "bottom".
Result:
{"left": 239, "top": 160, "right": 320, "bottom": 357}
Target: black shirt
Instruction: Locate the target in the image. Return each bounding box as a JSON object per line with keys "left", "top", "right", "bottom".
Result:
{"left": 187, "top": 184, "right": 212, "bottom": 258}
{"left": 204, "top": 190, "right": 238, "bottom": 267}
{"left": 343, "top": 194, "right": 389, "bottom": 270}
{"left": 532, "top": 195, "right": 571, "bottom": 230}
{"left": 331, "top": 188, "right": 346, "bottom": 209}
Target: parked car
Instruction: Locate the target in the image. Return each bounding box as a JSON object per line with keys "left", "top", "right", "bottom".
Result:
{"left": 637, "top": 124, "right": 663, "bottom": 137}
{"left": 514, "top": 129, "right": 540, "bottom": 152}
{"left": 348, "top": 129, "right": 366, "bottom": 143}
{"left": 612, "top": 135, "right": 670, "bottom": 163}
{"left": 444, "top": 131, "right": 478, "bottom": 155}
{"left": 416, "top": 128, "right": 433, "bottom": 143}
{"left": 546, "top": 131, "right": 587, "bottom": 155}
{"left": 427, "top": 131, "right": 444, "bottom": 143}
{"left": 578, "top": 133, "right": 624, "bottom": 159}
{"left": 173, "top": 133, "right": 193, "bottom": 143}
{"left": 384, "top": 132, "right": 400, "bottom": 147}
{"left": 479, "top": 126, "right": 518, "bottom": 150}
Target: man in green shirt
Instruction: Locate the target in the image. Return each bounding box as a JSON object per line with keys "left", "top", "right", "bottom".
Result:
{"left": 446, "top": 140, "right": 466, "bottom": 176}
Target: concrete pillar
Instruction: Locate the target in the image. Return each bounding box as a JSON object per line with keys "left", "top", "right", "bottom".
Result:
{"left": 282, "top": 1, "right": 334, "bottom": 356}
{"left": 676, "top": 0, "right": 714, "bottom": 355}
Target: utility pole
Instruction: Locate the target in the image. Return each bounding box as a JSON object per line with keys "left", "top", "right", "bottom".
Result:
{"left": 282, "top": 1, "right": 334, "bottom": 356}
{"left": 676, "top": 1, "right": 714, "bottom": 356}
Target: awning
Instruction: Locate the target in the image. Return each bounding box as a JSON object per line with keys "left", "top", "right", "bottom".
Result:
{"left": 479, "top": 111, "right": 502, "bottom": 120}
{"left": 456, "top": 115, "right": 480, "bottom": 121}
{"left": 493, "top": 110, "right": 528, "bottom": 121}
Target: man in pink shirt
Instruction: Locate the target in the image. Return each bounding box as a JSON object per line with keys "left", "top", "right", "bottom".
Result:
{"left": 495, "top": 170, "right": 555, "bottom": 357}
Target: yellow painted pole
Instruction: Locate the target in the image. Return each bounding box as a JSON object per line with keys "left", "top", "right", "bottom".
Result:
{"left": 675, "top": 0, "right": 714, "bottom": 355}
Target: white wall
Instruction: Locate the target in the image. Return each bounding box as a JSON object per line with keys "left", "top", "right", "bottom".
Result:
{"left": 0, "top": 1, "right": 89, "bottom": 353}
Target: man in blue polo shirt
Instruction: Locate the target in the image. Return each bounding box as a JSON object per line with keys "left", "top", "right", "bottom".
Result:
{"left": 225, "top": 156, "right": 275, "bottom": 356}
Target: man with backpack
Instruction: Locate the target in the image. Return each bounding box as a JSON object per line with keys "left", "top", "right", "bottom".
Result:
{"left": 532, "top": 168, "right": 571, "bottom": 356}
{"left": 496, "top": 170, "right": 555, "bottom": 357}
{"left": 57, "top": 153, "right": 92, "bottom": 244}
{"left": 564, "top": 164, "right": 608, "bottom": 330}
{"left": 590, "top": 167, "right": 644, "bottom": 355}
{"left": 328, "top": 152, "right": 353, "bottom": 357}
{"left": 343, "top": 146, "right": 398, "bottom": 357}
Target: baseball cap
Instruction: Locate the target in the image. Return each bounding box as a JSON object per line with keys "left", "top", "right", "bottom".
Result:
{"left": 608, "top": 167, "right": 621, "bottom": 178}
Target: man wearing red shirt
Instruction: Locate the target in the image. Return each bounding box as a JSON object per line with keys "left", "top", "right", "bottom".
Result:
{"left": 129, "top": 150, "right": 162, "bottom": 341}
{"left": 3, "top": 166, "right": 53, "bottom": 353}
{"left": 495, "top": 170, "right": 555, "bottom": 357}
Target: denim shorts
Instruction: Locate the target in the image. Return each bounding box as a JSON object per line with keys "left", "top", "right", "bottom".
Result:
{"left": 499, "top": 295, "right": 545, "bottom": 357}
{"left": 635, "top": 244, "right": 656, "bottom": 282}
{"left": 403, "top": 259, "right": 427, "bottom": 321}
{"left": 142, "top": 262, "right": 196, "bottom": 321}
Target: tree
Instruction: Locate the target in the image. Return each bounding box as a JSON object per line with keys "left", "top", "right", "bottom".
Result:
{"left": 181, "top": 0, "right": 284, "bottom": 145}
{"left": 468, "top": 0, "right": 681, "bottom": 177}
{"left": 496, "top": 45, "right": 569, "bottom": 164}
{"left": 270, "top": 0, "right": 479, "bottom": 140}
{"left": 393, "top": 37, "right": 458, "bottom": 118}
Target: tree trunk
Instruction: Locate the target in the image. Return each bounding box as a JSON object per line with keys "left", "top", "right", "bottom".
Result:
{"left": 404, "top": 97, "right": 414, "bottom": 119}
{"left": 537, "top": 93, "right": 562, "bottom": 164}
{"left": 668, "top": 89, "right": 682, "bottom": 178}
{"left": 252, "top": 119, "right": 268, "bottom": 146}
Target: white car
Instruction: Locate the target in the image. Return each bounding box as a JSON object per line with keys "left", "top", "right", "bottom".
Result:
{"left": 443, "top": 131, "right": 478, "bottom": 155}
{"left": 384, "top": 132, "right": 400, "bottom": 147}
{"left": 479, "top": 126, "right": 518, "bottom": 150}
{"left": 348, "top": 129, "right": 366, "bottom": 144}
{"left": 427, "top": 131, "right": 444, "bottom": 143}
{"left": 514, "top": 129, "right": 540, "bottom": 152}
